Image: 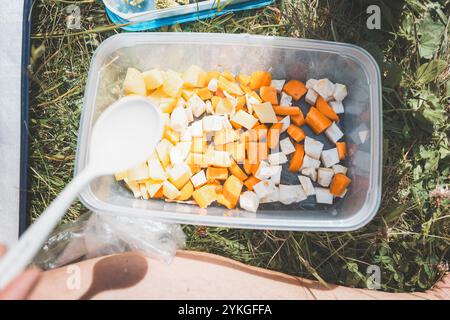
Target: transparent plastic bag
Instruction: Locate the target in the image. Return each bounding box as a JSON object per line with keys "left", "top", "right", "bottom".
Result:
{"left": 34, "top": 212, "right": 186, "bottom": 270}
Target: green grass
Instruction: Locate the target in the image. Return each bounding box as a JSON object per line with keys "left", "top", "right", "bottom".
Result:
{"left": 29, "top": 0, "right": 449, "bottom": 292}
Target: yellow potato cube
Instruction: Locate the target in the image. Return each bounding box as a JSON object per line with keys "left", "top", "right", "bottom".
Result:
{"left": 230, "top": 110, "right": 258, "bottom": 130}
{"left": 123, "top": 68, "right": 146, "bottom": 96}
{"left": 213, "top": 129, "right": 239, "bottom": 146}
{"left": 145, "top": 180, "right": 163, "bottom": 198}
{"left": 158, "top": 97, "right": 177, "bottom": 114}
{"left": 192, "top": 184, "right": 217, "bottom": 208}
{"left": 217, "top": 192, "right": 236, "bottom": 209}
{"left": 163, "top": 69, "right": 184, "bottom": 97}
{"left": 127, "top": 162, "right": 150, "bottom": 181}
{"left": 253, "top": 102, "right": 278, "bottom": 123}
{"left": 162, "top": 180, "right": 181, "bottom": 200}
{"left": 223, "top": 175, "right": 243, "bottom": 207}
{"left": 183, "top": 65, "right": 206, "bottom": 88}
{"left": 142, "top": 69, "right": 164, "bottom": 90}
{"left": 177, "top": 181, "right": 194, "bottom": 201}
{"left": 217, "top": 76, "right": 244, "bottom": 96}
{"left": 168, "top": 162, "right": 192, "bottom": 189}
{"left": 156, "top": 139, "right": 173, "bottom": 167}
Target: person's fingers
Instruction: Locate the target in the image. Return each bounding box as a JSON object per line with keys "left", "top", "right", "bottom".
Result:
{"left": 0, "top": 267, "right": 41, "bottom": 300}
{"left": 0, "top": 244, "right": 7, "bottom": 257}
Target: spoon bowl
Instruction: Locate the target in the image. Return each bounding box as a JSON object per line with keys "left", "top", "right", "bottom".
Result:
{"left": 0, "top": 96, "right": 163, "bottom": 289}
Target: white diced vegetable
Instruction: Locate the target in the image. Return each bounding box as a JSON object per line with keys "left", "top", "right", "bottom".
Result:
{"left": 190, "top": 170, "right": 207, "bottom": 188}
{"left": 301, "top": 155, "right": 321, "bottom": 169}
{"left": 260, "top": 187, "right": 280, "bottom": 203}
{"left": 333, "top": 83, "right": 347, "bottom": 101}
{"left": 231, "top": 110, "right": 258, "bottom": 130}
{"left": 254, "top": 180, "right": 277, "bottom": 199}
{"left": 170, "top": 106, "right": 189, "bottom": 132}
{"left": 325, "top": 122, "right": 344, "bottom": 144}
{"left": 315, "top": 187, "right": 333, "bottom": 204}
{"left": 188, "top": 94, "right": 207, "bottom": 117}
{"left": 162, "top": 180, "right": 181, "bottom": 200}
{"left": 279, "top": 184, "right": 307, "bottom": 204}
{"left": 304, "top": 136, "right": 324, "bottom": 160}
{"left": 147, "top": 158, "right": 167, "bottom": 181}
{"left": 180, "top": 128, "right": 192, "bottom": 142}
{"left": 191, "top": 120, "right": 203, "bottom": 137}
{"left": 239, "top": 191, "right": 260, "bottom": 212}
{"left": 268, "top": 152, "right": 288, "bottom": 165}
{"left": 245, "top": 93, "right": 260, "bottom": 114}
{"left": 203, "top": 115, "right": 223, "bottom": 132}
{"left": 305, "top": 88, "right": 318, "bottom": 105}
{"left": 313, "top": 78, "right": 335, "bottom": 101}
{"left": 207, "top": 78, "right": 218, "bottom": 92}
{"left": 298, "top": 175, "right": 315, "bottom": 196}
{"left": 321, "top": 148, "right": 339, "bottom": 167}
{"left": 329, "top": 100, "right": 344, "bottom": 114}
{"left": 185, "top": 106, "right": 194, "bottom": 123}
{"left": 205, "top": 100, "right": 214, "bottom": 114}
{"left": 305, "top": 78, "right": 318, "bottom": 89}
{"left": 332, "top": 164, "right": 348, "bottom": 175}
{"left": 255, "top": 161, "right": 278, "bottom": 180}
{"left": 280, "top": 92, "right": 293, "bottom": 106}
{"left": 317, "top": 168, "right": 334, "bottom": 187}
{"left": 280, "top": 137, "right": 296, "bottom": 155}
{"left": 279, "top": 116, "right": 290, "bottom": 132}
{"left": 271, "top": 80, "right": 286, "bottom": 92}
{"left": 269, "top": 165, "right": 282, "bottom": 185}
{"left": 301, "top": 167, "right": 317, "bottom": 182}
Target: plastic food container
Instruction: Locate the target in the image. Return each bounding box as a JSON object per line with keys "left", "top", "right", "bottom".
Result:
{"left": 75, "top": 33, "right": 382, "bottom": 231}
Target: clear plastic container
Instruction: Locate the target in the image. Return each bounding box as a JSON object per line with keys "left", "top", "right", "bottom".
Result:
{"left": 75, "top": 33, "right": 382, "bottom": 231}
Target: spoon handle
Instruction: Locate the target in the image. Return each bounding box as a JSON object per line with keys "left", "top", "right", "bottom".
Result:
{"left": 0, "top": 167, "right": 95, "bottom": 289}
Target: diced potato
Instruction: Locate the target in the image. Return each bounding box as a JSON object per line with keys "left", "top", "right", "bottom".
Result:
{"left": 168, "top": 162, "right": 192, "bottom": 189}
{"left": 253, "top": 102, "right": 278, "bottom": 123}
{"left": 123, "top": 68, "right": 146, "bottom": 96}
{"left": 190, "top": 170, "right": 207, "bottom": 188}
{"left": 223, "top": 175, "right": 243, "bottom": 206}
{"left": 177, "top": 181, "right": 194, "bottom": 201}
{"left": 156, "top": 139, "right": 173, "bottom": 167}
{"left": 192, "top": 184, "right": 217, "bottom": 208}
{"left": 125, "top": 178, "right": 141, "bottom": 198}
{"left": 230, "top": 110, "right": 258, "bottom": 130}
{"left": 239, "top": 191, "right": 260, "bottom": 212}
{"left": 163, "top": 69, "right": 184, "bottom": 97}
{"left": 253, "top": 180, "right": 277, "bottom": 199}
{"left": 127, "top": 162, "right": 150, "bottom": 181}
{"left": 142, "top": 69, "right": 164, "bottom": 90}
{"left": 315, "top": 187, "right": 333, "bottom": 204}
{"left": 279, "top": 184, "right": 307, "bottom": 204}
{"left": 183, "top": 65, "right": 206, "bottom": 88}
{"left": 145, "top": 180, "right": 163, "bottom": 198}
{"left": 147, "top": 158, "right": 167, "bottom": 181}
{"left": 317, "top": 167, "right": 334, "bottom": 187}
{"left": 162, "top": 180, "right": 181, "bottom": 200}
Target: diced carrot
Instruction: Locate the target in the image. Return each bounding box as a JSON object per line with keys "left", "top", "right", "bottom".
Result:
{"left": 287, "top": 124, "right": 306, "bottom": 142}
{"left": 236, "top": 74, "right": 251, "bottom": 86}
{"left": 244, "top": 175, "right": 261, "bottom": 191}
{"left": 251, "top": 162, "right": 260, "bottom": 175}
{"left": 243, "top": 159, "right": 254, "bottom": 175}
{"left": 217, "top": 192, "right": 236, "bottom": 209}
{"left": 249, "top": 124, "right": 268, "bottom": 141}
{"left": 305, "top": 107, "right": 332, "bottom": 134}
{"left": 250, "top": 71, "right": 272, "bottom": 90}
{"left": 273, "top": 106, "right": 300, "bottom": 116}
{"left": 196, "top": 87, "right": 213, "bottom": 100}
{"left": 336, "top": 142, "right": 347, "bottom": 160}
{"left": 260, "top": 86, "right": 278, "bottom": 105}
{"left": 206, "top": 167, "right": 229, "bottom": 181}
{"left": 192, "top": 184, "right": 217, "bottom": 208}
{"left": 229, "top": 160, "right": 248, "bottom": 181}
{"left": 267, "top": 122, "right": 283, "bottom": 149}
{"left": 216, "top": 89, "right": 225, "bottom": 98}
{"left": 316, "top": 96, "right": 339, "bottom": 121}
{"left": 283, "top": 80, "right": 307, "bottom": 101}
{"left": 288, "top": 144, "right": 305, "bottom": 172}
{"left": 258, "top": 141, "right": 268, "bottom": 161}
{"left": 290, "top": 111, "right": 305, "bottom": 126}
{"left": 330, "top": 173, "right": 352, "bottom": 196}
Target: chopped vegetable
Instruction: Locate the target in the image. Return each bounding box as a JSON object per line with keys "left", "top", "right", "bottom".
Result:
{"left": 336, "top": 142, "right": 347, "bottom": 160}
{"left": 286, "top": 124, "right": 306, "bottom": 142}
{"left": 260, "top": 86, "right": 278, "bottom": 105}
{"left": 244, "top": 175, "right": 261, "bottom": 191}
{"left": 305, "top": 107, "right": 332, "bottom": 134}
{"left": 249, "top": 71, "right": 272, "bottom": 90}
{"left": 273, "top": 106, "right": 300, "bottom": 116}
{"left": 316, "top": 96, "right": 339, "bottom": 121}
{"left": 283, "top": 80, "right": 307, "bottom": 101}
{"left": 288, "top": 144, "right": 305, "bottom": 172}
{"left": 330, "top": 173, "right": 351, "bottom": 196}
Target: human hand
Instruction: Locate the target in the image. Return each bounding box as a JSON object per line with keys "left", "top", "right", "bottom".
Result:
{"left": 0, "top": 244, "right": 41, "bottom": 300}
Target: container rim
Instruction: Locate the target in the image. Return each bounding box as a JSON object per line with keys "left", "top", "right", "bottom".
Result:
{"left": 75, "top": 32, "right": 382, "bottom": 231}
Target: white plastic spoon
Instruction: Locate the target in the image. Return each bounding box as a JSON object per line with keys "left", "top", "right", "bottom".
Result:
{"left": 0, "top": 95, "right": 164, "bottom": 289}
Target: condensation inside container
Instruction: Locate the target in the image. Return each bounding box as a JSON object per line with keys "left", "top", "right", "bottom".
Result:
{"left": 87, "top": 40, "right": 373, "bottom": 221}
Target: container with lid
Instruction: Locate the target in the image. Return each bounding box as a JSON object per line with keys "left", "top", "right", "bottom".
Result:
{"left": 75, "top": 32, "right": 382, "bottom": 231}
